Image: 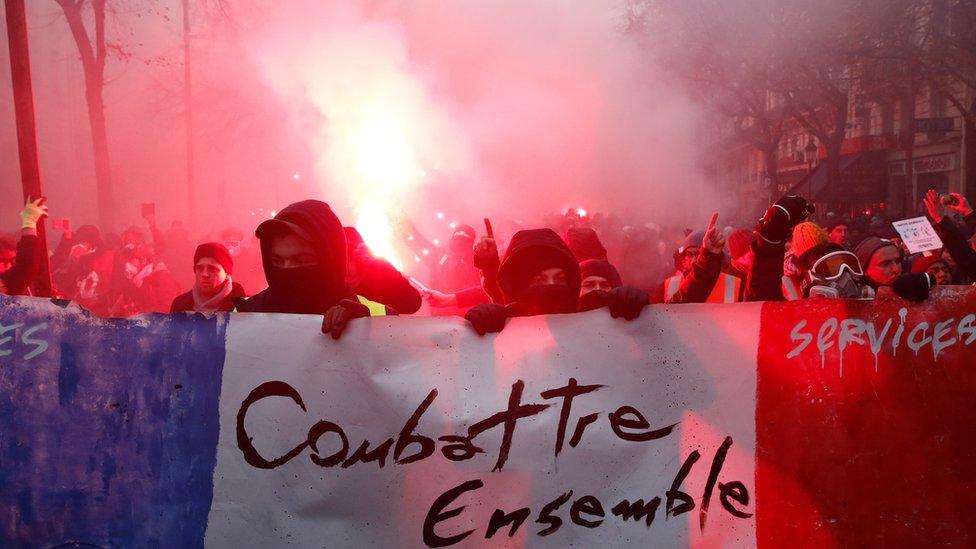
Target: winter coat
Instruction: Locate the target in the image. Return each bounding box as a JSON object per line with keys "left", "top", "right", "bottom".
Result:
{"left": 170, "top": 281, "right": 247, "bottom": 313}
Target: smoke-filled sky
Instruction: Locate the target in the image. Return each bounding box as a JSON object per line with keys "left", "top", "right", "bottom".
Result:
{"left": 0, "top": 0, "right": 717, "bottom": 249}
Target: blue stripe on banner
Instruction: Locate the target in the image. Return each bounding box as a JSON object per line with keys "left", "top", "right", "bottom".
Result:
{"left": 0, "top": 296, "right": 227, "bottom": 548}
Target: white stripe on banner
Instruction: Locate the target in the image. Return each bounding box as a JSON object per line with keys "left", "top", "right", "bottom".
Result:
{"left": 205, "top": 305, "right": 761, "bottom": 547}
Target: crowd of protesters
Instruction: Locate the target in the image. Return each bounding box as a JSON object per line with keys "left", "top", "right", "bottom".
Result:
{"left": 2, "top": 189, "right": 975, "bottom": 337}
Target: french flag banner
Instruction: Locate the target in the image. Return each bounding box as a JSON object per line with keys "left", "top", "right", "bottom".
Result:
{"left": 1, "top": 289, "right": 974, "bottom": 548}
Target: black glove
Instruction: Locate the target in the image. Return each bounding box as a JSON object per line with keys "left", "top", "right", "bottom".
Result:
{"left": 321, "top": 299, "right": 371, "bottom": 340}
{"left": 757, "top": 195, "right": 814, "bottom": 243}
{"left": 464, "top": 303, "right": 508, "bottom": 336}
{"left": 606, "top": 286, "right": 650, "bottom": 320}
{"left": 473, "top": 238, "right": 501, "bottom": 273}
{"left": 891, "top": 273, "right": 932, "bottom": 302}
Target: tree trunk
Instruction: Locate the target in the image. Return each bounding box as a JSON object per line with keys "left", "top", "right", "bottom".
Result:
{"left": 58, "top": 0, "right": 114, "bottom": 230}
{"left": 84, "top": 73, "right": 114, "bottom": 230}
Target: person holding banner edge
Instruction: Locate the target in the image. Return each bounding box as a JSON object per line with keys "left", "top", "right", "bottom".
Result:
{"left": 233, "top": 199, "right": 392, "bottom": 339}
{"left": 464, "top": 227, "right": 650, "bottom": 335}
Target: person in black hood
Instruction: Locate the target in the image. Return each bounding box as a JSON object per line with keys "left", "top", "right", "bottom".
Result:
{"left": 235, "top": 200, "right": 389, "bottom": 338}
{"left": 464, "top": 228, "right": 649, "bottom": 335}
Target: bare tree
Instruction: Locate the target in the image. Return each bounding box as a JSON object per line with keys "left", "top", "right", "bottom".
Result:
{"left": 55, "top": 0, "right": 114, "bottom": 229}
{"left": 913, "top": 0, "right": 976, "bottom": 200}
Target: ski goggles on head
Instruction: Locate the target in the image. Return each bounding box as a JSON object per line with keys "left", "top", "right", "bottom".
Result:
{"left": 810, "top": 250, "right": 863, "bottom": 280}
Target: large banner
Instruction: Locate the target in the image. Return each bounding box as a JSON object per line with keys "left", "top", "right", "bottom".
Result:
{"left": 1, "top": 290, "right": 974, "bottom": 547}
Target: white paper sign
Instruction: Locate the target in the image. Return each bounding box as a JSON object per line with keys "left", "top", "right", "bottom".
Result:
{"left": 892, "top": 216, "right": 943, "bottom": 254}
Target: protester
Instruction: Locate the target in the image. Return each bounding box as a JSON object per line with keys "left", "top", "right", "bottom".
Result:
{"left": 344, "top": 227, "right": 422, "bottom": 314}
{"left": 564, "top": 226, "right": 608, "bottom": 262}
{"left": 852, "top": 236, "right": 933, "bottom": 300}
{"left": 106, "top": 232, "right": 181, "bottom": 316}
{"left": 911, "top": 255, "right": 953, "bottom": 286}
{"left": 0, "top": 198, "right": 47, "bottom": 296}
{"left": 783, "top": 222, "right": 829, "bottom": 300}
{"left": 577, "top": 258, "right": 623, "bottom": 312}
{"left": 465, "top": 228, "right": 647, "bottom": 335}
{"left": 854, "top": 237, "right": 903, "bottom": 287}
{"left": 234, "top": 200, "right": 391, "bottom": 339}
{"left": 924, "top": 189, "right": 976, "bottom": 281}
{"left": 170, "top": 243, "right": 246, "bottom": 313}
{"left": 0, "top": 235, "right": 16, "bottom": 276}
{"left": 726, "top": 229, "right": 755, "bottom": 280}
{"left": 654, "top": 213, "right": 737, "bottom": 304}
{"left": 50, "top": 224, "right": 114, "bottom": 304}
{"left": 797, "top": 242, "right": 874, "bottom": 299}
{"left": 403, "top": 220, "right": 483, "bottom": 313}
{"left": 824, "top": 218, "right": 850, "bottom": 248}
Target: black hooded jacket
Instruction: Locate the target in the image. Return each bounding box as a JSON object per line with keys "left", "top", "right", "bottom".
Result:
{"left": 235, "top": 200, "right": 355, "bottom": 314}
{"left": 497, "top": 228, "right": 581, "bottom": 312}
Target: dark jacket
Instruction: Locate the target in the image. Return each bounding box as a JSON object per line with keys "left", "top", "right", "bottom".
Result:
{"left": 236, "top": 200, "right": 355, "bottom": 314}
{"left": 170, "top": 281, "right": 247, "bottom": 313}
{"left": 652, "top": 236, "right": 783, "bottom": 304}
{"left": 349, "top": 256, "right": 422, "bottom": 314}
{"left": 652, "top": 248, "right": 722, "bottom": 304}
{"left": 0, "top": 234, "right": 39, "bottom": 296}
{"left": 497, "top": 228, "right": 581, "bottom": 310}
{"left": 744, "top": 237, "right": 789, "bottom": 301}
{"left": 934, "top": 217, "right": 976, "bottom": 281}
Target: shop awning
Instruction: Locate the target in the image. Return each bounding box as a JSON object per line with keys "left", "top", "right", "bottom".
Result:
{"left": 788, "top": 150, "right": 887, "bottom": 203}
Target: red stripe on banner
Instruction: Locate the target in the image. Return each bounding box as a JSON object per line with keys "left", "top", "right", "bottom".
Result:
{"left": 756, "top": 288, "right": 976, "bottom": 547}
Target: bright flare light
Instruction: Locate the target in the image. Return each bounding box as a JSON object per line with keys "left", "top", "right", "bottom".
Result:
{"left": 576, "top": 208, "right": 587, "bottom": 218}
{"left": 355, "top": 117, "right": 418, "bottom": 189}
{"left": 355, "top": 203, "right": 403, "bottom": 270}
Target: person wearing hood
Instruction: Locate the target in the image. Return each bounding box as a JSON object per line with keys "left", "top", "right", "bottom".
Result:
{"left": 464, "top": 228, "right": 648, "bottom": 335}
{"left": 235, "top": 200, "right": 391, "bottom": 339}
{"left": 577, "top": 259, "right": 623, "bottom": 312}
{"left": 170, "top": 243, "right": 247, "bottom": 313}
{"left": 563, "top": 226, "right": 608, "bottom": 262}
{"left": 1, "top": 198, "right": 47, "bottom": 296}
{"left": 343, "top": 227, "right": 422, "bottom": 314}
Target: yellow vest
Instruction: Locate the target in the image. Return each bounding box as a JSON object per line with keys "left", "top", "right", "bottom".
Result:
{"left": 357, "top": 295, "right": 388, "bottom": 316}
{"left": 665, "top": 272, "right": 741, "bottom": 304}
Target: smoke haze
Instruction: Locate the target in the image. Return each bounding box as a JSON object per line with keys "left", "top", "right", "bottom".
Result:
{"left": 1, "top": 1, "right": 717, "bottom": 248}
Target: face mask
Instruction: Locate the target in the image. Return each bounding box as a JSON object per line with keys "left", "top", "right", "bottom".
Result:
{"left": 577, "top": 290, "right": 609, "bottom": 312}
{"left": 268, "top": 264, "right": 324, "bottom": 292}
{"left": 804, "top": 270, "right": 871, "bottom": 299}
{"left": 515, "top": 283, "right": 576, "bottom": 314}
